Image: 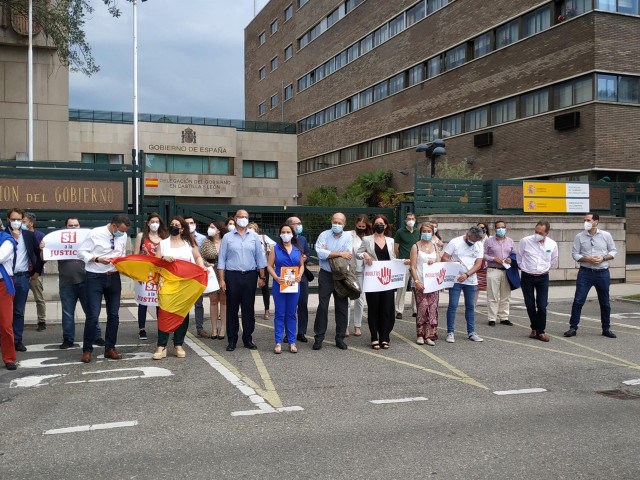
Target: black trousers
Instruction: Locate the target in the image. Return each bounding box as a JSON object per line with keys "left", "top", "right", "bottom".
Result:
{"left": 365, "top": 289, "right": 396, "bottom": 343}
{"left": 314, "top": 270, "right": 348, "bottom": 343}
{"left": 225, "top": 270, "right": 258, "bottom": 346}
{"left": 297, "top": 278, "right": 309, "bottom": 334}
{"left": 521, "top": 272, "right": 549, "bottom": 334}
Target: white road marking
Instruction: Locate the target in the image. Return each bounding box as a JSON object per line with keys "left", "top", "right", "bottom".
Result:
{"left": 65, "top": 367, "right": 172, "bottom": 384}
{"left": 622, "top": 378, "right": 640, "bottom": 386}
{"left": 512, "top": 306, "right": 640, "bottom": 331}
{"left": 43, "top": 421, "right": 138, "bottom": 435}
{"left": 369, "top": 397, "right": 428, "bottom": 404}
{"left": 19, "top": 357, "right": 83, "bottom": 368}
{"left": 183, "top": 337, "right": 303, "bottom": 417}
{"left": 493, "top": 388, "right": 547, "bottom": 396}
{"left": 24, "top": 344, "right": 140, "bottom": 353}
{"left": 10, "top": 374, "right": 67, "bottom": 388}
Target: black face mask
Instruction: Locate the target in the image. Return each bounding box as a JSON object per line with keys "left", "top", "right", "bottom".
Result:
{"left": 169, "top": 226, "right": 180, "bottom": 237}
{"left": 356, "top": 227, "right": 367, "bottom": 234}
{"left": 373, "top": 224, "right": 385, "bottom": 234}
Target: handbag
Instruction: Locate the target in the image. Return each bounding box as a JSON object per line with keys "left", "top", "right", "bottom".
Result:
{"left": 303, "top": 267, "right": 315, "bottom": 282}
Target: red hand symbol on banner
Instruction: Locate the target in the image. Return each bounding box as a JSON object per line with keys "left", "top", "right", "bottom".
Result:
{"left": 377, "top": 266, "right": 392, "bottom": 285}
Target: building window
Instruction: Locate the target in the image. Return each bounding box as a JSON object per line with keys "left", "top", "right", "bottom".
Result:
{"left": 348, "top": 93, "right": 359, "bottom": 112}
{"left": 210, "top": 157, "right": 232, "bottom": 175}
{"left": 285, "top": 4, "right": 293, "bottom": 21}
{"left": 299, "top": 0, "right": 309, "bottom": 7}
{"left": 408, "top": 64, "right": 425, "bottom": 86}
{"left": 360, "top": 33, "right": 373, "bottom": 55}
{"left": 259, "top": 66, "right": 266, "bottom": 79}
{"left": 325, "top": 105, "right": 336, "bottom": 122}
{"left": 597, "top": 74, "right": 618, "bottom": 101}
{"left": 315, "top": 110, "right": 325, "bottom": 126}
{"left": 445, "top": 44, "right": 466, "bottom": 70}
{"left": 521, "top": 88, "right": 549, "bottom": 117}
{"left": 441, "top": 114, "right": 462, "bottom": 137}
{"left": 386, "top": 133, "right": 400, "bottom": 152}
{"left": 371, "top": 138, "right": 385, "bottom": 156}
{"left": 373, "top": 81, "right": 388, "bottom": 102}
{"left": 427, "top": 56, "right": 441, "bottom": 77}
{"left": 259, "top": 32, "right": 266, "bottom": 45}
{"left": 336, "top": 100, "right": 347, "bottom": 118}
{"left": 374, "top": 23, "right": 389, "bottom": 47}
{"left": 327, "top": 4, "right": 345, "bottom": 28}
{"left": 271, "top": 19, "right": 278, "bottom": 34}
{"left": 360, "top": 88, "right": 373, "bottom": 107}
{"left": 82, "top": 153, "right": 123, "bottom": 164}
{"left": 560, "top": 0, "right": 591, "bottom": 17}
{"left": 271, "top": 57, "right": 278, "bottom": 71}
{"left": 145, "top": 154, "right": 230, "bottom": 175}
{"left": 325, "top": 57, "right": 335, "bottom": 76}
{"left": 347, "top": 43, "right": 359, "bottom": 63}
{"left": 421, "top": 121, "right": 439, "bottom": 143}
{"left": 427, "top": 0, "right": 448, "bottom": 15}
{"left": 465, "top": 106, "right": 488, "bottom": 132}
{"left": 324, "top": 152, "right": 340, "bottom": 167}
{"left": 345, "top": 0, "right": 365, "bottom": 14}
{"left": 407, "top": 1, "right": 426, "bottom": 27}
{"left": 389, "top": 13, "right": 405, "bottom": 37}
{"left": 523, "top": 5, "right": 550, "bottom": 38}
{"left": 496, "top": 20, "right": 519, "bottom": 48}
{"left": 491, "top": 98, "right": 517, "bottom": 125}
{"left": 284, "top": 84, "right": 293, "bottom": 100}
{"left": 554, "top": 76, "right": 593, "bottom": 108}
{"left": 359, "top": 142, "right": 372, "bottom": 160}
{"left": 402, "top": 127, "right": 419, "bottom": 148}
{"left": 335, "top": 50, "right": 347, "bottom": 69}
{"left": 618, "top": 75, "right": 640, "bottom": 103}
{"left": 473, "top": 32, "right": 491, "bottom": 59}
{"left": 389, "top": 73, "right": 405, "bottom": 94}
{"left": 340, "top": 146, "right": 358, "bottom": 164}
{"left": 315, "top": 64, "right": 325, "bottom": 82}
{"left": 271, "top": 94, "right": 278, "bottom": 109}
{"left": 285, "top": 45, "right": 293, "bottom": 60}
{"left": 244, "top": 160, "right": 277, "bottom": 178}
{"left": 259, "top": 102, "right": 266, "bottom": 116}
{"left": 596, "top": 0, "right": 639, "bottom": 14}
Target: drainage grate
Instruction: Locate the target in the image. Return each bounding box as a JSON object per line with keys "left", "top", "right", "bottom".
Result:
{"left": 596, "top": 389, "right": 640, "bottom": 400}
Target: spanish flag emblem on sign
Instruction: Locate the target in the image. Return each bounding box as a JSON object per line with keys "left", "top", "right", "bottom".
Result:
{"left": 112, "top": 255, "right": 207, "bottom": 332}
{"left": 145, "top": 178, "right": 159, "bottom": 188}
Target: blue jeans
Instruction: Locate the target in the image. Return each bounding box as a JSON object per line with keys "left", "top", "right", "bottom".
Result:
{"left": 446, "top": 283, "right": 477, "bottom": 335}
{"left": 11, "top": 274, "right": 30, "bottom": 343}
{"left": 60, "top": 282, "right": 101, "bottom": 342}
{"left": 569, "top": 267, "right": 611, "bottom": 331}
{"left": 83, "top": 272, "right": 121, "bottom": 352}
{"left": 521, "top": 272, "right": 549, "bottom": 334}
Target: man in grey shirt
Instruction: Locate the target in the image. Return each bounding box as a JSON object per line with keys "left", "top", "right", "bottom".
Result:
{"left": 564, "top": 213, "right": 617, "bottom": 338}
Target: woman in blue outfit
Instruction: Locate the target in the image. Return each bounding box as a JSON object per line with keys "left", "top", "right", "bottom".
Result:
{"left": 267, "top": 223, "right": 305, "bottom": 354}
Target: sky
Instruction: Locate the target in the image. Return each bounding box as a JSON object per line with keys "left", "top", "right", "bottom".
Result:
{"left": 69, "top": 0, "right": 270, "bottom": 120}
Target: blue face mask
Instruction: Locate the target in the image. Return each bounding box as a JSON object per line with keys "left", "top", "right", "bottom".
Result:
{"left": 21, "top": 224, "right": 29, "bottom": 230}
{"left": 465, "top": 238, "right": 475, "bottom": 247}
{"left": 433, "top": 227, "right": 438, "bottom": 233}
{"left": 296, "top": 225, "right": 303, "bottom": 235}
{"left": 421, "top": 233, "right": 432, "bottom": 241}
{"left": 114, "top": 231, "right": 125, "bottom": 238}
{"left": 496, "top": 228, "right": 506, "bottom": 237}
{"left": 331, "top": 224, "right": 343, "bottom": 234}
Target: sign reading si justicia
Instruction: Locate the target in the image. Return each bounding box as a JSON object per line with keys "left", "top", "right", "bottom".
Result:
{"left": 0, "top": 178, "right": 124, "bottom": 211}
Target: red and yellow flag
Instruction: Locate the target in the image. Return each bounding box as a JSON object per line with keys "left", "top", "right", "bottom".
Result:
{"left": 112, "top": 255, "right": 207, "bottom": 332}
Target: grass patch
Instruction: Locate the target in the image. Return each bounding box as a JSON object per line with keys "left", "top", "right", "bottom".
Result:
{"left": 624, "top": 294, "right": 640, "bottom": 301}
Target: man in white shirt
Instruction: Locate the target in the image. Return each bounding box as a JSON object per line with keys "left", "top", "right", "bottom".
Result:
{"left": 517, "top": 220, "right": 558, "bottom": 342}
{"left": 77, "top": 214, "right": 130, "bottom": 363}
{"left": 441, "top": 225, "right": 484, "bottom": 343}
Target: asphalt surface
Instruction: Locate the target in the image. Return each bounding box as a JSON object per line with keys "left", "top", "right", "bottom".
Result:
{"left": 1, "top": 299, "right": 640, "bottom": 479}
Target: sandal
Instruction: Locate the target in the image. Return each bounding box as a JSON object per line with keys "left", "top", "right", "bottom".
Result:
{"left": 371, "top": 342, "right": 380, "bottom": 350}
{"left": 354, "top": 327, "right": 361, "bottom": 336}
{"left": 289, "top": 344, "right": 297, "bottom": 353}
{"left": 381, "top": 342, "right": 390, "bottom": 349}
{"left": 274, "top": 343, "right": 282, "bottom": 354}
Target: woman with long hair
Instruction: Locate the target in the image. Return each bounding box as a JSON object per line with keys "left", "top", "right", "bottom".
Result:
{"left": 267, "top": 223, "right": 305, "bottom": 354}
{"left": 410, "top": 222, "right": 441, "bottom": 345}
{"left": 347, "top": 213, "right": 371, "bottom": 337}
{"left": 356, "top": 214, "right": 396, "bottom": 349}
{"left": 133, "top": 212, "right": 168, "bottom": 340}
{"left": 200, "top": 220, "right": 227, "bottom": 339}
{"left": 152, "top": 216, "right": 205, "bottom": 360}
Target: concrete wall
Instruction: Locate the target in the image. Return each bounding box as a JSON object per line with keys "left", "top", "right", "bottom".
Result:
{"left": 417, "top": 215, "right": 627, "bottom": 283}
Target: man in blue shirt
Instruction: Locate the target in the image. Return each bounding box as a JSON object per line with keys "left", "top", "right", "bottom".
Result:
{"left": 218, "top": 209, "right": 267, "bottom": 351}
{"left": 287, "top": 216, "right": 310, "bottom": 343}
{"left": 313, "top": 213, "right": 353, "bottom": 350}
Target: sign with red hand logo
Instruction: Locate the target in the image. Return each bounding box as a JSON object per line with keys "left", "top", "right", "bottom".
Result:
{"left": 363, "top": 260, "right": 406, "bottom": 292}
{"left": 422, "top": 262, "right": 467, "bottom": 293}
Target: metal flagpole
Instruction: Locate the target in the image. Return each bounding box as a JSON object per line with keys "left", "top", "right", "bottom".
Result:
{"left": 133, "top": 0, "right": 140, "bottom": 218}
{"left": 28, "top": 0, "right": 33, "bottom": 162}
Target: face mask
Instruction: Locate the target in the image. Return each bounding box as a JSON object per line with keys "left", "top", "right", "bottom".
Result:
{"left": 584, "top": 222, "right": 593, "bottom": 231}
{"left": 433, "top": 227, "right": 438, "bottom": 233}
{"left": 247, "top": 228, "right": 256, "bottom": 233}
{"left": 465, "top": 238, "right": 475, "bottom": 247}
{"left": 406, "top": 220, "right": 415, "bottom": 228}
{"left": 227, "top": 224, "right": 235, "bottom": 232}
{"left": 114, "top": 231, "right": 125, "bottom": 238}
{"left": 169, "top": 226, "right": 181, "bottom": 237}
{"left": 421, "top": 233, "right": 432, "bottom": 241}
{"left": 296, "top": 225, "right": 303, "bottom": 235}
{"left": 356, "top": 227, "right": 367, "bottom": 234}
{"left": 10, "top": 220, "right": 22, "bottom": 230}
{"left": 280, "top": 233, "right": 293, "bottom": 243}
{"left": 496, "top": 228, "right": 506, "bottom": 237}
{"left": 534, "top": 233, "right": 544, "bottom": 242}
{"left": 207, "top": 228, "right": 217, "bottom": 237}
{"left": 480, "top": 228, "right": 486, "bottom": 235}
{"left": 21, "top": 224, "right": 29, "bottom": 231}
{"left": 149, "top": 222, "right": 160, "bottom": 232}
{"left": 331, "top": 224, "right": 343, "bottom": 234}
{"left": 236, "top": 218, "right": 249, "bottom": 228}
{"left": 189, "top": 224, "right": 196, "bottom": 233}
{"left": 373, "top": 224, "right": 385, "bottom": 234}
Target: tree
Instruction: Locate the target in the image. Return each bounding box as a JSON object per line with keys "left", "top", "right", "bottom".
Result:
{"left": 343, "top": 169, "right": 393, "bottom": 207}
{"left": 0, "top": 0, "right": 128, "bottom": 76}
{"left": 437, "top": 157, "right": 484, "bottom": 180}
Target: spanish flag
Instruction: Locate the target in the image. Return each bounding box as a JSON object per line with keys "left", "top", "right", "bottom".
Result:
{"left": 145, "top": 178, "right": 159, "bottom": 188}
{"left": 112, "top": 255, "right": 207, "bottom": 332}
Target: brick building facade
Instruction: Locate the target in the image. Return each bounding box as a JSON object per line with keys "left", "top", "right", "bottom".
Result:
{"left": 245, "top": 0, "right": 640, "bottom": 199}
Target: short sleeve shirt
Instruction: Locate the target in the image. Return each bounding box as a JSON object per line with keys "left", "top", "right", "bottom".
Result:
{"left": 394, "top": 227, "right": 420, "bottom": 259}
{"left": 443, "top": 236, "right": 483, "bottom": 285}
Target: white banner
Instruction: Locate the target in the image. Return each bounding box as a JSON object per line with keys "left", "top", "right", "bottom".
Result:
{"left": 135, "top": 280, "right": 158, "bottom": 306}
{"left": 203, "top": 267, "right": 220, "bottom": 294}
{"left": 42, "top": 229, "right": 91, "bottom": 261}
{"left": 422, "top": 262, "right": 467, "bottom": 293}
{"left": 362, "top": 260, "right": 406, "bottom": 293}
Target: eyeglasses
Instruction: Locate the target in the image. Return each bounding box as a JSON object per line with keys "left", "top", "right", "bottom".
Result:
{"left": 110, "top": 237, "right": 115, "bottom": 250}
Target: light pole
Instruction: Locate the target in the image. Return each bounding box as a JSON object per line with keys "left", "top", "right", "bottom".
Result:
{"left": 416, "top": 139, "right": 446, "bottom": 178}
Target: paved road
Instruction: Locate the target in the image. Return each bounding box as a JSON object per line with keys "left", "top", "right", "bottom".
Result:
{"left": 2, "top": 299, "right": 640, "bottom": 479}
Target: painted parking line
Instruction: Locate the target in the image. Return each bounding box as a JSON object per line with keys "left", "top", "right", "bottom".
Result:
{"left": 493, "top": 388, "right": 547, "bottom": 396}
{"left": 43, "top": 420, "right": 138, "bottom": 435}
{"left": 622, "top": 378, "right": 640, "bottom": 386}
{"left": 369, "top": 397, "right": 428, "bottom": 405}
{"left": 511, "top": 305, "right": 640, "bottom": 331}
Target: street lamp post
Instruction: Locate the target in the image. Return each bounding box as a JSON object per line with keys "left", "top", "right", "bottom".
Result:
{"left": 416, "top": 139, "right": 446, "bottom": 178}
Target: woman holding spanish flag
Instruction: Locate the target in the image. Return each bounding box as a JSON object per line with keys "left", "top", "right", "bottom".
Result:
{"left": 153, "top": 216, "right": 205, "bottom": 360}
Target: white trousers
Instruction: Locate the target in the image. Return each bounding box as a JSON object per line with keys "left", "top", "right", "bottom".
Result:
{"left": 486, "top": 268, "right": 512, "bottom": 322}
{"left": 395, "top": 265, "right": 416, "bottom": 315}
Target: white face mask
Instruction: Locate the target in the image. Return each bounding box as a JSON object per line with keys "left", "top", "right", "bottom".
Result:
{"left": 10, "top": 220, "right": 23, "bottom": 230}
{"left": 280, "top": 233, "right": 293, "bottom": 243}
{"left": 149, "top": 222, "right": 160, "bottom": 232}
{"left": 406, "top": 220, "right": 415, "bottom": 228}
{"left": 207, "top": 228, "right": 217, "bottom": 237}
{"left": 188, "top": 224, "right": 196, "bottom": 233}
{"left": 534, "top": 233, "right": 545, "bottom": 242}
{"left": 227, "top": 224, "right": 235, "bottom": 232}
{"left": 584, "top": 222, "right": 593, "bottom": 231}
{"left": 247, "top": 228, "right": 256, "bottom": 233}
{"left": 236, "top": 218, "right": 249, "bottom": 228}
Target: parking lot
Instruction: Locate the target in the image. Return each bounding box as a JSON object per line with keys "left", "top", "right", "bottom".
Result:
{"left": 1, "top": 298, "right": 640, "bottom": 479}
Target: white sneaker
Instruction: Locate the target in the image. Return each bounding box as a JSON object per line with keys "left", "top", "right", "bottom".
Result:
{"left": 468, "top": 332, "right": 484, "bottom": 342}
{"left": 446, "top": 333, "right": 455, "bottom": 343}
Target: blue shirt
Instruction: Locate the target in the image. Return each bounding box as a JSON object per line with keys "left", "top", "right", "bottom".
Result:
{"left": 274, "top": 243, "right": 302, "bottom": 276}
{"left": 218, "top": 229, "right": 267, "bottom": 271}
{"left": 315, "top": 229, "right": 352, "bottom": 272}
